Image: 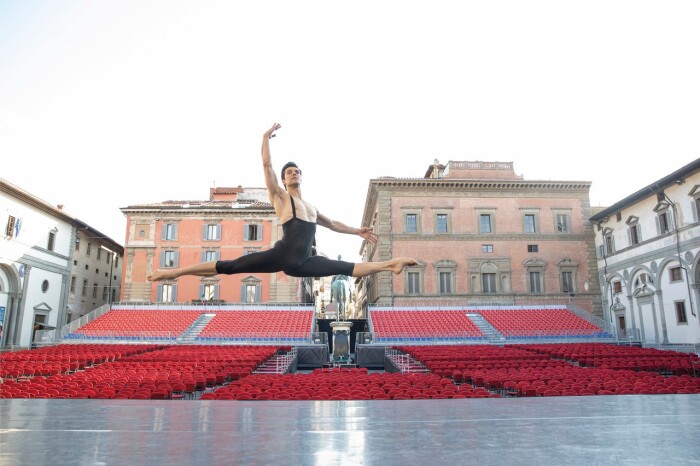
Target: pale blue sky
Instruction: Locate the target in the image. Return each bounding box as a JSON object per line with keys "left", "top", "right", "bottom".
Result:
{"left": 2, "top": 1, "right": 699, "bottom": 263}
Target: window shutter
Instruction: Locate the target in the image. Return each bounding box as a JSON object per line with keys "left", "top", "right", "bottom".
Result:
{"left": 216, "top": 251, "right": 220, "bottom": 261}
{"left": 255, "top": 285, "right": 261, "bottom": 303}
{"left": 611, "top": 236, "right": 615, "bottom": 254}
{"left": 636, "top": 225, "right": 642, "bottom": 243}
{"left": 201, "top": 251, "right": 206, "bottom": 262}
{"left": 173, "top": 252, "right": 179, "bottom": 268}
{"left": 693, "top": 201, "right": 699, "bottom": 222}
{"left": 240, "top": 285, "right": 246, "bottom": 302}
{"left": 161, "top": 225, "right": 167, "bottom": 240}
{"left": 202, "top": 224, "right": 208, "bottom": 240}
{"left": 216, "top": 224, "right": 222, "bottom": 241}
{"left": 157, "top": 284, "right": 163, "bottom": 302}
{"left": 160, "top": 251, "right": 165, "bottom": 267}
{"left": 199, "top": 285, "right": 205, "bottom": 300}
{"left": 627, "top": 229, "right": 631, "bottom": 245}
{"left": 256, "top": 224, "right": 262, "bottom": 241}
{"left": 172, "top": 224, "right": 178, "bottom": 241}
{"left": 213, "top": 285, "right": 220, "bottom": 301}
{"left": 243, "top": 224, "right": 249, "bottom": 241}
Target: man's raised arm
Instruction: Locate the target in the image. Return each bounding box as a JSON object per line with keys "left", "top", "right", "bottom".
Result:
{"left": 261, "top": 123, "right": 283, "bottom": 201}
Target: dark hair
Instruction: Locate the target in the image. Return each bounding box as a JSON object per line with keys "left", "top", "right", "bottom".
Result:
{"left": 280, "top": 161, "right": 301, "bottom": 181}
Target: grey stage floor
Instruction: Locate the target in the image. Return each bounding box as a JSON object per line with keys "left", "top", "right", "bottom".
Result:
{"left": 1, "top": 395, "right": 699, "bottom": 466}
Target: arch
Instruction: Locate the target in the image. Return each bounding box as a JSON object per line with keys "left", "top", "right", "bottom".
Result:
{"left": 628, "top": 265, "right": 656, "bottom": 294}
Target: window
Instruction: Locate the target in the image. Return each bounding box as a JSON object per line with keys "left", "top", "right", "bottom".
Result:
{"left": 529, "top": 272, "right": 541, "bottom": 293}
{"left": 407, "top": 272, "right": 420, "bottom": 294}
{"left": 102, "top": 286, "right": 108, "bottom": 300}
{"left": 562, "top": 272, "right": 574, "bottom": 293}
{"left": 41, "top": 280, "right": 49, "bottom": 293}
{"left": 47, "top": 232, "right": 55, "bottom": 251}
{"left": 556, "top": 214, "right": 570, "bottom": 233}
{"left": 114, "top": 257, "right": 119, "bottom": 267}
{"left": 670, "top": 266, "right": 682, "bottom": 282}
{"left": 162, "top": 251, "right": 178, "bottom": 268}
{"left": 86, "top": 242, "right": 91, "bottom": 256}
{"left": 634, "top": 273, "right": 649, "bottom": 289}
{"left": 244, "top": 224, "right": 262, "bottom": 241}
{"left": 203, "top": 250, "right": 219, "bottom": 262}
{"left": 70, "top": 276, "right": 76, "bottom": 293}
{"left": 92, "top": 284, "right": 98, "bottom": 298}
{"left": 658, "top": 211, "right": 671, "bottom": 234}
{"left": 482, "top": 244, "right": 493, "bottom": 253}
{"left": 438, "top": 271, "right": 452, "bottom": 294}
{"left": 162, "top": 223, "right": 177, "bottom": 240}
{"left": 202, "top": 284, "right": 217, "bottom": 301}
{"left": 97, "top": 248, "right": 102, "bottom": 261}
{"left": 605, "top": 235, "right": 614, "bottom": 255}
{"left": 527, "top": 245, "right": 538, "bottom": 253}
{"left": 616, "top": 212, "right": 622, "bottom": 222}
{"left": 159, "top": 284, "right": 177, "bottom": 303}
{"left": 479, "top": 214, "right": 492, "bottom": 233}
{"left": 240, "top": 282, "right": 260, "bottom": 303}
{"left": 82, "top": 279, "right": 88, "bottom": 296}
{"left": 75, "top": 235, "right": 80, "bottom": 251}
{"left": 524, "top": 214, "right": 536, "bottom": 233}
{"left": 106, "top": 253, "right": 111, "bottom": 264}
{"left": 204, "top": 224, "right": 222, "bottom": 241}
{"left": 85, "top": 264, "right": 89, "bottom": 270}
{"left": 613, "top": 281, "right": 622, "bottom": 294}
{"left": 405, "top": 214, "right": 417, "bottom": 233}
{"left": 95, "top": 269, "right": 99, "bottom": 274}
{"left": 482, "top": 273, "right": 496, "bottom": 293}
{"left": 675, "top": 301, "right": 688, "bottom": 324}
{"left": 436, "top": 214, "right": 448, "bottom": 234}
{"left": 630, "top": 224, "right": 640, "bottom": 245}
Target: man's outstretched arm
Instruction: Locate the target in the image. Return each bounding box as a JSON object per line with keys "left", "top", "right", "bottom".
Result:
{"left": 317, "top": 213, "right": 378, "bottom": 244}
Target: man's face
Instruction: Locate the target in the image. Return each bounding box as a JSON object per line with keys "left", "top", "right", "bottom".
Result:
{"left": 283, "top": 166, "right": 301, "bottom": 188}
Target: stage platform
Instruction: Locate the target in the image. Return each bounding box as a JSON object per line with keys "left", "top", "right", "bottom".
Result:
{"left": 1, "top": 395, "right": 699, "bottom": 465}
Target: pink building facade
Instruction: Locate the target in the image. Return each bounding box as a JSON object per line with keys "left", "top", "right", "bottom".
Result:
{"left": 120, "top": 187, "right": 310, "bottom": 305}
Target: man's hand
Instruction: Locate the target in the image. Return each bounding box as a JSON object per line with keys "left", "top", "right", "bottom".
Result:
{"left": 264, "top": 122, "right": 282, "bottom": 139}
{"left": 358, "top": 227, "right": 379, "bottom": 244}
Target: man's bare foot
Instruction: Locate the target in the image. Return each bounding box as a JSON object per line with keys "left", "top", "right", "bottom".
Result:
{"left": 388, "top": 257, "right": 418, "bottom": 274}
{"left": 147, "top": 270, "right": 171, "bottom": 282}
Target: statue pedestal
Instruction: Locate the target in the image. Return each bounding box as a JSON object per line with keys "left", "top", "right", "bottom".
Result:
{"left": 330, "top": 321, "right": 353, "bottom": 362}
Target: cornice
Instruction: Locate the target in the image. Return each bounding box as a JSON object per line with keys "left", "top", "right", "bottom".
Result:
{"left": 369, "top": 178, "right": 592, "bottom": 190}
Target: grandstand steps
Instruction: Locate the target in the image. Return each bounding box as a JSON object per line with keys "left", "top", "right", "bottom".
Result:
{"left": 466, "top": 313, "right": 504, "bottom": 342}
{"left": 254, "top": 349, "right": 296, "bottom": 374}
{"left": 177, "top": 313, "right": 216, "bottom": 343}
{"left": 386, "top": 349, "right": 430, "bottom": 374}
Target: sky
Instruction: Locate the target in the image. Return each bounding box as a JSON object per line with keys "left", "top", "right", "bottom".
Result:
{"left": 1, "top": 1, "right": 699, "bottom": 263}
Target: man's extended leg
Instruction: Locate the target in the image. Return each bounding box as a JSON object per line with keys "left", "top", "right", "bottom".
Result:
{"left": 350, "top": 258, "right": 417, "bottom": 278}
{"left": 148, "top": 262, "right": 218, "bottom": 281}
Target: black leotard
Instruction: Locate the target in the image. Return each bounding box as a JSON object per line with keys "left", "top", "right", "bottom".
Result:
{"left": 215, "top": 195, "right": 354, "bottom": 278}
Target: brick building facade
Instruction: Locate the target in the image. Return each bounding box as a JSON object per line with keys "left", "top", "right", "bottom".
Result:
{"left": 120, "top": 187, "right": 312, "bottom": 305}
{"left": 358, "top": 161, "right": 603, "bottom": 317}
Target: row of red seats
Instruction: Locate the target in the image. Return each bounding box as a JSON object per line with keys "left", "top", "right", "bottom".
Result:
{"left": 74, "top": 310, "right": 201, "bottom": 336}
{"left": 0, "top": 344, "right": 283, "bottom": 399}
{"left": 371, "top": 310, "right": 484, "bottom": 338}
{"left": 478, "top": 309, "right": 601, "bottom": 335}
{"left": 199, "top": 310, "right": 314, "bottom": 338}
